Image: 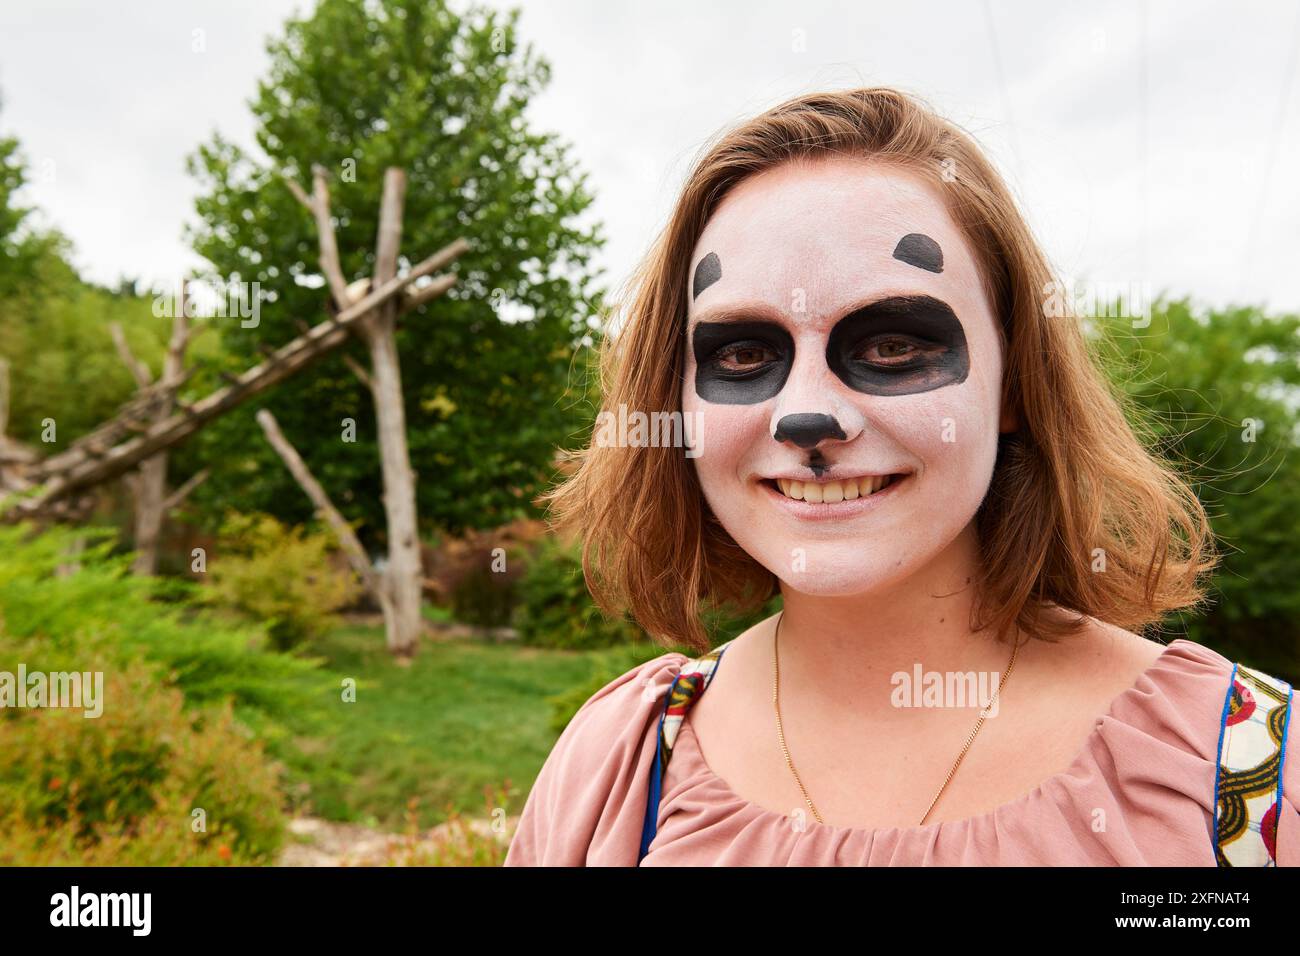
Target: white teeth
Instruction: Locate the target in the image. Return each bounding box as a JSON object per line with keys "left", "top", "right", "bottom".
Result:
{"left": 771, "top": 475, "right": 898, "bottom": 503}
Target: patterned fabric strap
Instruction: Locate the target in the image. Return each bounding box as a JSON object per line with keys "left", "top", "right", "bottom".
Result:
{"left": 1214, "top": 661, "right": 1294, "bottom": 866}
{"left": 637, "top": 640, "right": 733, "bottom": 863}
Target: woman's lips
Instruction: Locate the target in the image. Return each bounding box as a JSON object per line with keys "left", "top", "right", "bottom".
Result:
{"left": 757, "top": 473, "right": 909, "bottom": 520}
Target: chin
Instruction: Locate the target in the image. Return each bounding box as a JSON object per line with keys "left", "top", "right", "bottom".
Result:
{"left": 746, "top": 541, "right": 921, "bottom": 597}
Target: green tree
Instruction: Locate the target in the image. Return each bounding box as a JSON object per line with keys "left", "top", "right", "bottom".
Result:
{"left": 1091, "top": 296, "right": 1300, "bottom": 682}
{"left": 0, "top": 265, "right": 171, "bottom": 445}
{"left": 0, "top": 103, "right": 182, "bottom": 448}
{"left": 0, "top": 108, "right": 49, "bottom": 298}
{"left": 0, "top": 130, "right": 31, "bottom": 288}
{"left": 186, "top": 0, "right": 605, "bottom": 547}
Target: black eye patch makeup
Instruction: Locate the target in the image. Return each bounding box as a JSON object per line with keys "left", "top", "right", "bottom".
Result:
{"left": 691, "top": 319, "right": 794, "bottom": 404}
{"left": 826, "top": 295, "right": 969, "bottom": 396}
{"left": 689, "top": 296, "right": 968, "bottom": 405}
{"left": 892, "top": 233, "right": 943, "bottom": 273}
{"left": 693, "top": 252, "right": 722, "bottom": 299}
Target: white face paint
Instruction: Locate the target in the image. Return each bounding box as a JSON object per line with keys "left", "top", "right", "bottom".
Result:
{"left": 681, "top": 156, "right": 1012, "bottom": 596}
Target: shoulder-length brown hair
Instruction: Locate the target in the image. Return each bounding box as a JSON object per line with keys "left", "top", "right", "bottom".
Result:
{"left": 541, "top": 86, "right": 1217, "bottom": 655}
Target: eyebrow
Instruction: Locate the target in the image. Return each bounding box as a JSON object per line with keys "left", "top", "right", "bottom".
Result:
{"left": 686, "top": 301, "right": 787, "bottom": 331}
{"left": 688, "top": 293, "right": 960, "bottom": 330}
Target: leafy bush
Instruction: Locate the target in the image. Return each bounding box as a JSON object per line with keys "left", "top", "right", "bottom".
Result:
{"left": 0, "top": 654, "right": 283, "bottom": 865}
{"left": 1090, "top": 298, "right": 1300, "bottom": 681}
{"left": 445, "top": 540, "right": 525, "bottom": 630}
{"left": 423, "top": 519, "right": 547, "bottom": 628}
{"left": 204, "top": 512, "right": 363, "bottom": 651}
{"left": 0, "top": 524, "right": 327, "bottom": 744}
{"left": 512, "top": 535, "right": 643, "bottom": 649}
{"left": 0, "top": 522, "right": 335, "bottom": 864}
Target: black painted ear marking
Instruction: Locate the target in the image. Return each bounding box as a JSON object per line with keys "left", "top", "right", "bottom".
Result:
{"left": 892, "top": 233, "right": 943, "bottom": 274}
{"left": 693, "top": 252, "right": 722, "bottom": 300}
{"left": 773, "top": 413, "right": 847, "bottom": 449}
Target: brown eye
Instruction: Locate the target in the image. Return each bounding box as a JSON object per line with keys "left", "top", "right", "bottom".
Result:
{"left": 856, "top": 337, "right": 934, "bottom": 367}
{"left": 713, "top": 343, "right": 777, "bottom": 373}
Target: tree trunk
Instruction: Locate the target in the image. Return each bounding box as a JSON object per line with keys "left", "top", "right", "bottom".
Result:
{"left": 362, "top": 167, "right": 423, "bottom": 658}
{"left": 279, "top": 165, "right": 468, "bottom": 658}
{"left": 130, "top": 453, "right": 168, "bottom": 575}
{"left": 0, "top": 356, "right": 10, "bottom": 437}
{"left": 124, "top": 281, "right": 189, "bottom": 575}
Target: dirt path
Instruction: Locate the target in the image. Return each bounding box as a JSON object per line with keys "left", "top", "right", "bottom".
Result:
{"left": 276, "top": 815, "right": 516, "bottom": 866}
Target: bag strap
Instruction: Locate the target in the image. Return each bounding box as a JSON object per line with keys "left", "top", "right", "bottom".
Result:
{"left": 638, "top": 641, "right": 732, "bottom": 864}
{"left": 1213, "top": 661, "right": 1294, "bottom": 866}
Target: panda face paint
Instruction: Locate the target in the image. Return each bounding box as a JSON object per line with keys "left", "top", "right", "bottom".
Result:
{"left": 692, "top": 293, "right": 969, "bottom": 403}
{"left": 892, "top": 232, "right": 944, "bottom": 273}
{"left": 680, "top": 157, "right": 1012, "bottom": 597}
{"left": 693, "top": 251, "right": 723, "bottom": 299}
{"left": 691, "top": 318, "right": 793, "bottom": 403}
{"left": 824, "top": 294, "right": 969, "bottom": 395}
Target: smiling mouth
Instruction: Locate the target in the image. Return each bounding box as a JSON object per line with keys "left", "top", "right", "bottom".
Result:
{"left": 761, "top": 473, "right": 907, "bottom": 503}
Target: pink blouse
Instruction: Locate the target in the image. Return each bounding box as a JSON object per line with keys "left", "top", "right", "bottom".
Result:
{"left": 503, "top": 638, "right": 1299, "bottom": 866}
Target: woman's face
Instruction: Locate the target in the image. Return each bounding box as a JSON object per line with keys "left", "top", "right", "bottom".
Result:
{"left": 680, "top": 156, "right": 1013, "bottom": 595}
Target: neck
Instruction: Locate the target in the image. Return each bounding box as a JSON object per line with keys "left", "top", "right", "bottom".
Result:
{"left": 774, "top": 523, "right": 1014, "bottom": 717}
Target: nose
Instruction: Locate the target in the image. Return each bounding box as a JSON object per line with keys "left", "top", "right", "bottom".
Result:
{"left": 773, "top": 413, "right": 845, "bottom": 448}
{"left": 769, "top": 346, "right": 866, "bottom": 453}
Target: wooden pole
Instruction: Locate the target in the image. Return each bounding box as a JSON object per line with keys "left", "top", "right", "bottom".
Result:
{"left": 359, "top": 167, "right": 424, "bottom": 658}
{"left": 255, "top": 408, "right": 394, "bottom": 629}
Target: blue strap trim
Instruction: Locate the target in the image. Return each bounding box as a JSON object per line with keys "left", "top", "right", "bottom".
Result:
{"left": 1211, "top": 662, "right": 1239, "bottom": 855}
{"left": 1276, "top": 684, "right": 1293, "bottom": 820}
{"left": 636, "top": 643, "right": 732, "bottom": 865}
{"left": 638, "top": 676, "right": 675, "bottom": 865}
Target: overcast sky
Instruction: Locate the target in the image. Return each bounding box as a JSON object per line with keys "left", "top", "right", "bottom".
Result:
{"left": 1, "top": 0, "right": 1297, "bottom": 314}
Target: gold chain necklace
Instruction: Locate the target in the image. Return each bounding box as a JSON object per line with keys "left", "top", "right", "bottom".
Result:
{"left": 772, "top": 609, "right": 1020, "bottom": 828}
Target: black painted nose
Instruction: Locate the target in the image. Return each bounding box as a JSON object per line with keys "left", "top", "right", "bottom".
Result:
{"left": 773, "top": 413, "right": 847, "bottom": 449}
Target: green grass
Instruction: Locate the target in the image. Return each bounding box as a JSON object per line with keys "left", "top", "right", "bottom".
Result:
{"left": 291, "top": 623, "right": 664, "bottom": 829}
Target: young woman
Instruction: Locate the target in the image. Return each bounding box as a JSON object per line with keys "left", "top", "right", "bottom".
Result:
{"left": 503, "top": 87, "right": 1296, "bottom": 866}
